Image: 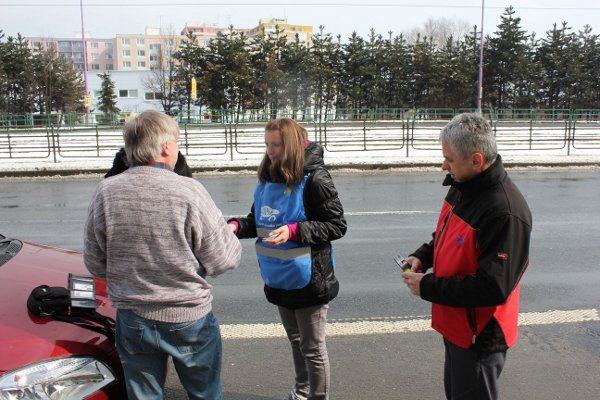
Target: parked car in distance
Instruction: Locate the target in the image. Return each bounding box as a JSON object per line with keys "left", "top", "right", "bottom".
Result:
{"left": 0, "top": 233, "right": 125, "bottom": 399}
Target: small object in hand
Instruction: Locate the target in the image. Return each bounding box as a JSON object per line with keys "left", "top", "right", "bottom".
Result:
{"left": 394, "top": 255, "right": 411, "bottom": 272}
{"left": 266, "top": 232, "right": 279, "bottom": 240}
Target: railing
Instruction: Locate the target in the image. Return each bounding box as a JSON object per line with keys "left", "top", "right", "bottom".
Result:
{"left": 1, "top": 109, "right": 600, "bottom": 161}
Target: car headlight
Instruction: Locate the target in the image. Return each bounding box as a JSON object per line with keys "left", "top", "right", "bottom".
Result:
{"left": 0, "top": 356, "right": 115, "bottom": 400}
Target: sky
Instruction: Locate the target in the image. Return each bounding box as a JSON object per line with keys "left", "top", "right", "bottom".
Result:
{"left": 1, "top": 1, "right": 600, "bottom": 41}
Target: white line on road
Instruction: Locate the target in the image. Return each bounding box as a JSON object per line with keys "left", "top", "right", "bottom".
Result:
{"left": 344, "top": 211, "right": 438, "bottom": 216}
{"left": 220, "top": 308, "right": 599, "bottom": 340}
{"left": 225, "top": 210, "right": 437, "bottom": 219}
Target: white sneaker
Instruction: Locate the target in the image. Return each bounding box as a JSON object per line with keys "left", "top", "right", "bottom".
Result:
{"left": 285, "top": 388, "right": 308, "bottom": 400}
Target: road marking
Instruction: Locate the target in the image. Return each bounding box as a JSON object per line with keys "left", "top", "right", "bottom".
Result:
{"left": 225, "top": 210, "right": 436, "bottom": 219}
{"left": 220, "top": 308, "right": 599, "bottom": 340}
{"left": 344, "top": 211, "right": 437, "bottom": 216}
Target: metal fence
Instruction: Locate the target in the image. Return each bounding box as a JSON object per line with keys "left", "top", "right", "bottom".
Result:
{"left": 1, "top": 109, "right": 600, "bottom": 161}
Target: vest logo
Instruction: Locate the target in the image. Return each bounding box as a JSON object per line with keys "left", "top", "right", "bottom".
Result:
{"left": 454, "top": 234, "right": 465, "bottom": 247}
{"left": 261, "top": 205, "right": 280, "bottom": 222}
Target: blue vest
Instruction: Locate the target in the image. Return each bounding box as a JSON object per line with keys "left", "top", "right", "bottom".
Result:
{"left": 253, "top": 175, "right": 312, "bottom": 290}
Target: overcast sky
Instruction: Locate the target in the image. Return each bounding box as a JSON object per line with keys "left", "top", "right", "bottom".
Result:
{"left": 2, "top": 1, "right": 599, "bottom": 41}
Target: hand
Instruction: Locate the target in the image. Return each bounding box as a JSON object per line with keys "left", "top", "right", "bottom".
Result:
{"left": 405, "top": 256, "right": 423, "bottom": 273}
{"left": 402, "top": 256, "right": 424, "bottom": 297}
{"left": 263, "top": 226, "right": 289, "bottom": 246}
{"left": 227, "top": 223, "right": 237, "bottom": 234}
{"left": 402, "top": 271, "right": 424, "bottom": 297}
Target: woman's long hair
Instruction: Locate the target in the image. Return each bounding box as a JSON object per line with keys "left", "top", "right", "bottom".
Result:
{"left": 257, "top": 118, "right": 307, "bottom": 187}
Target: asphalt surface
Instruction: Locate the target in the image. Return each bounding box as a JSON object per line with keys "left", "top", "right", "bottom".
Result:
{"left": 1, "top": 168, "right": 599, "bottom": 399}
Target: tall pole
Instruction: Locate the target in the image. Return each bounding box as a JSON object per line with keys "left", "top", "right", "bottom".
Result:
{"left": 80, "top": 0, "right": 90, "bottom": 114}
{"left": 477, "top": 0, "right": 485, "bottom": 113}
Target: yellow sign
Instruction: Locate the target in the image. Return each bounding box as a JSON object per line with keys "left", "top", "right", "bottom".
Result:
{"left": 191, "top": 77, "right": 197, "bottom": 100}
{"left": 84, "top": 95, "right": 92, "bottom": 108}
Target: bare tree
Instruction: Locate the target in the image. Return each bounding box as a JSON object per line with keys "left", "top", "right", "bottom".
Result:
{"left": 404, "top": 17, "right": 471, "bottom": 47}
{"left": 142, "top": 25, "right": 181, "bottom": 114}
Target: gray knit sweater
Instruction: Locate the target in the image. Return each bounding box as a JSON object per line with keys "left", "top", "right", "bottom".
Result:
{"left": 83, "top": 166, "right": 241, "bottom": 323}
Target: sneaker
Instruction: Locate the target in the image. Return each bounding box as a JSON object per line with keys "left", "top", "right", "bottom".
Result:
{"left": 285, "top": 388, "right": 308, "bottom": 400}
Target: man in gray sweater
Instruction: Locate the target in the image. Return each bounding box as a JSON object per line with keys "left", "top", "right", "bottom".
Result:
{"left": 84, "top": 110, "right": 241, "bottom": 400}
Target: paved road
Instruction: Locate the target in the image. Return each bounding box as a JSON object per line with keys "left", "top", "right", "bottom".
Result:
{"left": 1, "top": 169, "right": 599, "bottom": 399}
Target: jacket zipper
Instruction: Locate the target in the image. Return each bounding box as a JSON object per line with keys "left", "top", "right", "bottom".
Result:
{"left": 434, "top": 211, "right": 452, "bottom": 254}
{"left": 467, "top": 308, "right": 477, "bottom": 344}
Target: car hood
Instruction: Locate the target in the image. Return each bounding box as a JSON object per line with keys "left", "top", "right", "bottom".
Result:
{"left": 0, "top": 239, "right": 117, "bottom": 373}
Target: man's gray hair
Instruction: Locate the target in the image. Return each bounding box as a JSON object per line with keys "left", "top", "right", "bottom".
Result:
{"left": 123, "top": 110, "right": 180, "bottom": 164}
{"left": 439, "top": 113, "right": 497, "bottom": 163}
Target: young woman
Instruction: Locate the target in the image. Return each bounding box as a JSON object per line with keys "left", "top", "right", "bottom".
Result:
{"left": 228, "top": 117, "right": 346, "bottom": 400}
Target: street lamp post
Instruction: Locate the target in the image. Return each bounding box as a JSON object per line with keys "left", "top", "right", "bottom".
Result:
{"left": 477, "top": 0, "right": 485, "bottom": 113}
{"left": 80, "top": 0, "right": 91, "bottom": 116}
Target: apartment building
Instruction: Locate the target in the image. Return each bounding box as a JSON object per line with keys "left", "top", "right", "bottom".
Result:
{"left": 253, "top": 18, "right": 313, "bottom": 43}
{"left": 180, "top": 23, "right": 254, "bottom": 47}
{"left": 114, "top": 28, "right": 181, "bottom": 72}
{"left": 27, "top": 18, "right": 312, "bottom": 114}
{"left": 183, "top": 18, "right": 313, "bottom": 45}
{"left": 27, "top": 18, "right": 311, "bottom": 74}
{"left": 26, "top": 35, "right": 115, "bottom": 72}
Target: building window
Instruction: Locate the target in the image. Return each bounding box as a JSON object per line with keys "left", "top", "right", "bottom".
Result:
{"left": 122, "top": 61, "right": 131, "bottom": 69}
{"left": 149, "top": 44, "right": 161, "bottom": 51}
{"left": 91, "top": 64, "right": 100, "bottom": 70}
{"left": 145, "top": 92, "right": 163, "bottom": 101}
{"left": 122, "top": 49, "right": 130, "bottom": 57}
{"left": 137, "top": 38, "right": 145, "bottom": 45}
{"left": 137, "top": 61, "right": 146, "bottom": 68}
{"left": 90, "top": 42, "right": 99, "bottom": 48}
{"left": 119, "top": 89, "right": 138, "bottom": 98}
{"left": 106, "top": 64, "right": 113, "bottom": 70}
{"left": 92, "top": 53, "right": 99, "bottom": 59}
{"left": 105, "top": 42, "right": 113, "bottom": 48}
{"left": 121, "top": 38, "right": 130, "bottom": 45}
{"left": 137, "top": 49, "right": 146, "bottom": 57}
{"left": 105, "top": 54, "right": 113, "bottom": 59}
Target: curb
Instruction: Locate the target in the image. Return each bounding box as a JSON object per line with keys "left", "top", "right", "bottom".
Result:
{"left": 1, "top": 160, "right": 599, "bottom": 178}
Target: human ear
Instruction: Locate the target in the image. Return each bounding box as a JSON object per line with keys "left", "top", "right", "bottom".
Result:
{"left": 472, "top": 152, "right": 485, "bottom": 168}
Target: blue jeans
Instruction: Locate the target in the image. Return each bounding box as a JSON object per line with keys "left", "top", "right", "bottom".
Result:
{"left": 115, "top": 309, "right": 222, "bottom": 400}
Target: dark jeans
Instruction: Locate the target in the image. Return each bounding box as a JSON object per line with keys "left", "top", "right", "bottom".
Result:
{"left": 443, "top": 338, "right": 507, "bottom": 400}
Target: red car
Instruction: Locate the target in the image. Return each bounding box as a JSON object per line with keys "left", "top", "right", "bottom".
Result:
{"left": 0, "top": 234, "right": 126, "bottom": 399}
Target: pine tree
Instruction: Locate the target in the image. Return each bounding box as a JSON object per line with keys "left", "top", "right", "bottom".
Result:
{"left": 486, "top": 6, "right": 530, "bottom": 109}
{"left": 536, "top": 22, "right": 578, "bottom": 110}
{"left": 310, "top": 26, "right": 340, "bottom": 122}
{"left": 0, "top": 34, "right": 36, "bottom": 114}
{"left": 339, "top": 32, "right": 368, "bottom": 113}
{"left": 250, "top": 24, "right": 287, "bottom": 119}
{"left": 572, "top": 25, "right": 600, "bottom": 109}
{"left": 280, "top": 35, "right": 313, "bottom": 119}
{"left": 97, "top": 72, "right": 119, "bottom": 123}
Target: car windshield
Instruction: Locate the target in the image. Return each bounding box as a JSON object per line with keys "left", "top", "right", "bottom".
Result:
{"left": 0, "top": 234, "right": 23, "bottom": 267}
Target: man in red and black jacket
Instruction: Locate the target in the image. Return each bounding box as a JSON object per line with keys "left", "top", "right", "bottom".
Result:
{"left": 402, "top": 113, "right": 532, "bottom": 400}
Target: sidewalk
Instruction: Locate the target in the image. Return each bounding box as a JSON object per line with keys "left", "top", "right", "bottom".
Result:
{"left": 1, "top": 148, "right": 599, "bottom": 177}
